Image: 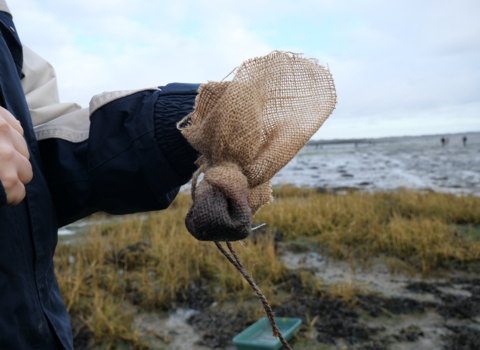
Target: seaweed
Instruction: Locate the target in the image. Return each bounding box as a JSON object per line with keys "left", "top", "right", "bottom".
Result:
{"left": 392, "top": 325, "right": 424, "bottom": 342}
{"left": 357, "top": 294, "right": 437, "bottom": 316}
{"left": 71, "top": 320, "right": 93, "bottom": 350}
{"left": 110, "top": 241, "right": 151, "bottom": 269}
{"left": 175, "top": 281, "right": 214, "bottom": 310}
{"left": 187, "top": 309, "right": 249, "bottom": 348}
{"left": 442, "top": 326, "right": 480, "bottom": 350}
{"left": 405, "top": 279, "right": 480, "bottom": 320}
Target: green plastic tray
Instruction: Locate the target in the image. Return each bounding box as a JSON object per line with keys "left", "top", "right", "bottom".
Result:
{"left": 233, "top": 317, "right": 302, "bottom": 350}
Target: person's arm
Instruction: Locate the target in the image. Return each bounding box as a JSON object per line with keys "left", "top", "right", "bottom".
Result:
{"left": 20, "top": 46, "right": 200, "bottom": 227}
{"left": 0, "top": 106, "right": 33, "bottom": 206}
{"left": 37, "top": 84, "right": 200, "bottom": 228}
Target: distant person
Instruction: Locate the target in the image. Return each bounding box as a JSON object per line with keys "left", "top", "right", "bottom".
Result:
{"left": 441, "top": 137, "right": 445, "bottom": 147}
{"left": 463, "top": 135, "right": 467, "bottom": 147}
{"left": 354, "top": 141, "right": 358, "bottom": 148}
{"left": 446, "top": 136, "right": 450, "bottom": 144}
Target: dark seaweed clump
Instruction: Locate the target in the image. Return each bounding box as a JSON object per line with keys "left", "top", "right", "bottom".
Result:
{"left": 357, "top": 294, "right": 438, "bottom": 317}
{"left": 175, "top": 281, "right": 214, "bottom": 310}
{"left": 439, "top": 279, "right": 480, "bottom": 319}
{"left": 405, "top": 279, "right": 480, "bottom": 320}
{"left": 124, "top": 285, "right": 144, "bottom": 305}
{"left": 109, "top": 241, "right": 151, "bottom": 269}
{"left": 274, "top": 273, "right": 389, "bottom": 349}
{"left": 273, "top": 292, "right": 389, "bottom": 349}
{"left": 442, "top": 326, "right": 480, "bottom": 350}
{"left": 438, "top": 292, "right": 480, "bottom": 319}
{"left": 404, "top": 279, "right": 480, "bottom": 349}
{"left": 187, "top": 309, "right": 249, "bottom": 348}
{"left": 71, "top": 320, "right": 93, "bottom": 350}
{"left": 405, "top": 281, "right": 441, "bottom": 294}
{"left": 392, "top": 325, "right": 424, "bottom": 342}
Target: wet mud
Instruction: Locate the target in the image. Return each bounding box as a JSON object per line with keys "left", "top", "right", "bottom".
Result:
{"left": 391, "top": 325, "right": 424, "bottom": 342}
{"left": 182, "top": 272, "right": 440, "bottom": 349}
{"left": 443, "top": 326, "right": 480, "bottom": 350}
{"left": 187, "top": 309, "right": 249, "bottom": 348}
{"left": 174, "top": 281, "right": 215, "bottom": 310}
{"left": 276, "top": 251, "right": 480, "bottom": 350}
{"left": 405, "top": 279, "right": 480, "bottom": 320}
{"left": 357, "top": 294, "right": 439, "bottom": 316}
{"left": 272, "top": 274, "right": 426, "bottom": 350}
{"left": 109, "top": 241, "right": 151, "bottom": 268}
{"left": 127, "top": 264, "right": 480, "bottom": 350}
{"left": 71, "top": 320, "right": 93, "bottom": 350}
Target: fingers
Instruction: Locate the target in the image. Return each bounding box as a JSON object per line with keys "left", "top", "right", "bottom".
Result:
{"left": 0, "top": 106, "right": 24, "bottom": 135}
{"left": 16, "top": 153, "right": 33, "bottom": 185}
{"left": 9, "top": 126, "right": 30, "bottom": 159}
{"left": 0, "top": 160, "right": 26, "bottom": 206}
{"left": 0, "top": 144, "right": 32, "bottom": 206}
{"left": 4, "top": 176, "right": 25, "bottom": 207}
{"left": 0, "top": 114, "right": 30, "bottom": 160}
{"left": 0, "top": 107, "right": 33, "bottom": 206}
{"left": 0, "top": 106, "right": 28, "bottom": 158}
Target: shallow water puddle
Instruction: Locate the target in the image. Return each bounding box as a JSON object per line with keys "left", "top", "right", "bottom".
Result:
{"left": 135, "top": 308, "right": 218, "bottom": 350}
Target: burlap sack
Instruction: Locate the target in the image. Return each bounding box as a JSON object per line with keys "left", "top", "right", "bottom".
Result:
{"left": 179, "top": 51, "right": 336, "bottom": 241}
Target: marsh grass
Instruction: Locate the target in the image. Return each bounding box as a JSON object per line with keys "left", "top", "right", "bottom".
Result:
{"left": 55, "top": 199, "right": 284, "bottom": 348}
{"left": 54, "top": 187, "right": 480, "bottom": 348}
{"left": 257, "top": 187, "right": 480, "bottom": 274}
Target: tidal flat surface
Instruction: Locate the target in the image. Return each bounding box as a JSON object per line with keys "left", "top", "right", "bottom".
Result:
{"left": 273, "top": 132, "right": 480, "bottom": 196}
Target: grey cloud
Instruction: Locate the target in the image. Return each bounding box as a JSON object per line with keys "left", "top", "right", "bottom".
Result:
{"left": 7, "top": 0, "right": 480, "bottom": 138}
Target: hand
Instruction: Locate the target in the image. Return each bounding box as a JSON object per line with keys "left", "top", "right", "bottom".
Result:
{"left": 0, "top": 107, "right": 33, "bottom": 206}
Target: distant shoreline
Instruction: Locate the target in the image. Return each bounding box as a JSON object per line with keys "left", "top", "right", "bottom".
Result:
{"left": 309, "top": 130, "right": 480, "bottom": 146}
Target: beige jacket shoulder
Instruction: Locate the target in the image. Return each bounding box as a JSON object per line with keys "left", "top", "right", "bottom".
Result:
{"left": 0, "top": 0, "right": 10, "bottom": 15}
{"left": 22, "top": 45, "right": 90, "bottom": 142}
{"left": 3, "top": 0, "right": 160, "bottom": 143}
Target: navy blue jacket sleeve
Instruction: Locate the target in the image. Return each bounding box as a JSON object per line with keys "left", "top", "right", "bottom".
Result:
{"left": 37, "top": 83, "right": 200, "bottom": 228}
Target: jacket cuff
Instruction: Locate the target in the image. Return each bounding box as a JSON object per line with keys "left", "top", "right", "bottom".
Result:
{"left": 0, "top": 181, "right": 7, "bottom": 206}
{"left": 154, "top": 83, "right": 201, "bottom": 184}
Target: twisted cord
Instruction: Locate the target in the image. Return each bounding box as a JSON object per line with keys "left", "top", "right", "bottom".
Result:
{"left": 214, "top": 242, "right": 293, "bottom": 350}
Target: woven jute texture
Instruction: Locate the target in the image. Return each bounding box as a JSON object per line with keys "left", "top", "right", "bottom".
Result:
{"left": 179, "top": 51, "right": 336, "bottom": 242}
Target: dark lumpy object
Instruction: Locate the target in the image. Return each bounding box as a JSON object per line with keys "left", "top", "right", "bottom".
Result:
{"left": 185, "top": 184, "right": 251, "bottom": 242}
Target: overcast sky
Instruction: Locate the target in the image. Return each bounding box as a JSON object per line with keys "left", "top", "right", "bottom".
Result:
{"left": 8, "top": 0, "right": 480, "bottom": 139}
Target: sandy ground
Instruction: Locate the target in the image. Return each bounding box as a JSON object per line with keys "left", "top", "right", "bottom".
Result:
{"left": 135, "top": 309, "right": 213, "bottom": 350}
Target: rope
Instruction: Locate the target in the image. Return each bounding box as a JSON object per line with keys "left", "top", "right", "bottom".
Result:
{"left": 214, "top": 241, "right": 294, "bottom": 350}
